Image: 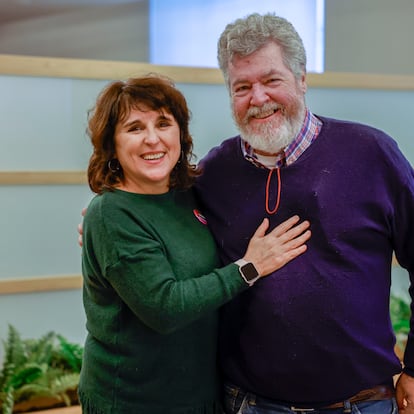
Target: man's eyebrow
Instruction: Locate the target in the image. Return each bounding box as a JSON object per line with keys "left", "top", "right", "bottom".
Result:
{"left": 231, "top": 70, "right": 285, "bottom": 87}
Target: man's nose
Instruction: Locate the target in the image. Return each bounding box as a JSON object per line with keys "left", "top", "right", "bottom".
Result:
{"left": 250, "top": 84, "right": 269, "bottom": 106}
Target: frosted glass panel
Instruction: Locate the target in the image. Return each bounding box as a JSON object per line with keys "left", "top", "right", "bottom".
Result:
{"left": 149, "top": 0, "right": 325, "bottom": 72}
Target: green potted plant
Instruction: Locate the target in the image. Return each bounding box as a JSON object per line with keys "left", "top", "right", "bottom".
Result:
{"left": 0, "top": 325, "right": 82, "bottom": 414}
{"left": 390, "top": 294, "right": 411, "bottom": 361}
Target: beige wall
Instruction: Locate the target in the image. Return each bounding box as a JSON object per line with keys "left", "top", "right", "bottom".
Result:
{"left": 325, "top": 0, "right": 414, "bottom": 74}
{"left": 0, "top": 2, "right": 149, "bottom": 62}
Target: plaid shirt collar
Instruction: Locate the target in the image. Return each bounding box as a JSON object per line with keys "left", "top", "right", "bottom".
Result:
{"left": 241, "top": 109, "right": 322, "bottom": 168}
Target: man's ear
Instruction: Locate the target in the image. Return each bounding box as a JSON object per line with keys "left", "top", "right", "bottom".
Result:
{"left": 300, "top": 73, "right": 307, "bottom": 94}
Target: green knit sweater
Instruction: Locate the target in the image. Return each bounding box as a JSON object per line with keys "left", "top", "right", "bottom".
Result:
{"left": 79, "top": 188, "right": 246, "bottom": 414}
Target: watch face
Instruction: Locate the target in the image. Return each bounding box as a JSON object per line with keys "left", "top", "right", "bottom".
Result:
{"left": 241, "top": 262, "right": 259, "bottom": 281}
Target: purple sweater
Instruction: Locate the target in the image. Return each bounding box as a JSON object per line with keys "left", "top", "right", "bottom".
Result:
{"left": 195, "top": 116, "right": 414, "bottom": 405}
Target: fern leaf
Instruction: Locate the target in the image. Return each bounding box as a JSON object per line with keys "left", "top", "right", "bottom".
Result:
{"left": 4, "top": 325, "right": 26, "bottom": 366}
{"left": 0, "top": 325, "right": 25, "bottom": 390}
{"left": 7, "top": 363, "right": 45, "bottom": 389}
{"left": 25, "top": 331, "right": 56, "bottom": 365}
{"left": 55, "top": 335, "right": 83, "bottom": 372}
{"left": 50, "top": 373, "right": 80, "bottom": 394}
{"left": 1, "top": 385, "right": 15, "bottom": 414}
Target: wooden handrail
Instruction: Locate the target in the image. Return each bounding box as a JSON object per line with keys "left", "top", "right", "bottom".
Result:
{"left": 1, "top": 54, "right": 414, "bottom": 90}
{"left": 0, "top": 54, "right": 224, "bottom": 84}
{"left": 0, "top": 274, "right": 82, "bottom": 295}
{"left": 0, "top": 171, "right": 86, "bottom": 185}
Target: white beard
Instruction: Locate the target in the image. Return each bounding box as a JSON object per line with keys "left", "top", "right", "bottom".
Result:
{"left": 235, "top": 102, "right": 305, "bottom": 154}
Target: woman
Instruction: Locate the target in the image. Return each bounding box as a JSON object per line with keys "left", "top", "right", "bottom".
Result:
{"left": 79, "top": 75, "right": 311, "bottom": 414}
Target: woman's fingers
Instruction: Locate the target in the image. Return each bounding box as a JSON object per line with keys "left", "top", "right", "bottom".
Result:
{"left": 267, "top": 216, "right": 310, "bottom": 244}
{"left": 282, "top": 228, "right": 312, "bottom": 249}
{"left": 251, "top": 217, "right": 270, "bottom": 238}
{"left": 269, "top": 215, "right": 301, "bottom": 237}
{"left": 274, "top": 229, "right": 311, "bottom": 256}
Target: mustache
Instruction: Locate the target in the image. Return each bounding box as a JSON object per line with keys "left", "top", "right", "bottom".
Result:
{"left": 245, "top": 103, "right": 284, "bottom": 120}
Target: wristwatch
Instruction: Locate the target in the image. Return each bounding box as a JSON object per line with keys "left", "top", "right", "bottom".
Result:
{"left": 235, "top": 259, "right": 261, "bottom": 286}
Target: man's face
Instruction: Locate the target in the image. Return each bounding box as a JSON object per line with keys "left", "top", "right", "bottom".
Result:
{"left": 228, "top": 41, "right": 307, "bottom": 155}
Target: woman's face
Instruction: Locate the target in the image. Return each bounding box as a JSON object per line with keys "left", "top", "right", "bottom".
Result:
{"left": 114, "top": 106, "right": 181, "bottom": 194}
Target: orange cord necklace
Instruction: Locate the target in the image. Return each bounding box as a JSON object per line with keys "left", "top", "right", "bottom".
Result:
{"left": 265, "top": 168, "right": 281, "bottom": 215}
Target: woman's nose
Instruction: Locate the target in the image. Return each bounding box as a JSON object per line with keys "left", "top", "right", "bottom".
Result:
{"left": 144, "top": 128, "right": 160, "bottom": 144}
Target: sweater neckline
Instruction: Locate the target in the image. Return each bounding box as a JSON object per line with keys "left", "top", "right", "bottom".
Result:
{"left": 112, "top": 188, "right": 177, "bottom": 202}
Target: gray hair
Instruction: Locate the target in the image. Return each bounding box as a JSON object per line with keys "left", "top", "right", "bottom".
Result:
{"left": 217, "top": 13, "right": 307, "bottom": 85}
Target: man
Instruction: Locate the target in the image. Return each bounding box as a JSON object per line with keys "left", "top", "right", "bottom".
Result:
{"left": 195, "top": 12, "right": 414, "bottom": 414}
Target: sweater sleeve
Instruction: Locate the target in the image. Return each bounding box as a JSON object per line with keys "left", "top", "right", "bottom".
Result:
{"left": 106, "top": 249, "right": 245, "bottom": 335}
{"left": 83, "top": 193, "right": 248, "bottom": 335}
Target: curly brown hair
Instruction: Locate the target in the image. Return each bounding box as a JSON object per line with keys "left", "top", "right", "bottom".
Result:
{"left": 87, "top": 74, "right": 200, "bottom": 194}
